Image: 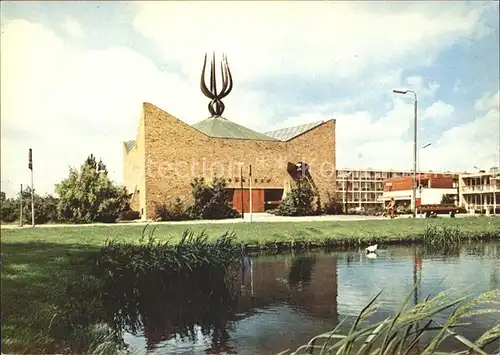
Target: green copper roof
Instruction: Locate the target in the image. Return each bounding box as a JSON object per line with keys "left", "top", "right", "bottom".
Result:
{"left": 124, "top": 140, "right": 136, "bottom": 153}
{"left": 265, "top": 121, "right": 324, "bottom": 141}
{"left": 191, "top": 116, "right": 278, "bottom": 141}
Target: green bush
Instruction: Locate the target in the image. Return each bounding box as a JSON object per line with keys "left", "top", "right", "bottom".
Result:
{"left": 275, "top": 178, "right": 317, "bottom": 216}
{"left": 154, "top": 197, "right": 190, "bottom": 221}
{"left": 56, "top": 155, "right": 130, "bottom": 223}
{"left": 119, "top": 210, "right": 140, "bottom": 221}
{"left": 322, "top": 192, "right": 344, "bottom": 215}
{"left": 0, "top": 188, "right": 61, "bottom": 224}
{"left": 0, "top": 196, "right": 18, "bottom": 223}
{"left": 188, "top": 177, "right": 240, "bottom": 220}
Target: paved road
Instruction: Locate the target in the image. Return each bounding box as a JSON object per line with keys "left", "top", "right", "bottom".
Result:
{"left": 1, "top": 212, "right": 482, "bottom": 229}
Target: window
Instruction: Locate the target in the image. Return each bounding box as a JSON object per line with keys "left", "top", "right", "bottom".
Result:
{"left": 265, "top": 189, "right": 284, "bottom": 202}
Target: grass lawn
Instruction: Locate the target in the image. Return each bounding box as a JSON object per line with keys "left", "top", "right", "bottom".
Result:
{"left": 1, "top": 216, "right": 499, "bottom": 353}
{"left": 2, "top": 216, "right": 499, "bottom": 246}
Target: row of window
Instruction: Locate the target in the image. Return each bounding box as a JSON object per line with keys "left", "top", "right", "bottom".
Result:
{"left": 335, "top": 183, "right": 385, "bottom": 190}
{"left": 335, "top": 171, "right": 412, "bottom": 179}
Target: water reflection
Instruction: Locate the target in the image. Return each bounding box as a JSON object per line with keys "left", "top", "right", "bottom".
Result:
{"left": 106, "top": 277, "right": 239, "bottom": 353}
{"left": 120, "top": 241, "right": 499, "bottom": 355}
{"left": 288, "top": 256, "right": 317, "bottom": 287}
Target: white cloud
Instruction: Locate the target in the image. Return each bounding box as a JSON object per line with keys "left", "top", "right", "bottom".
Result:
{"left": 275, "top": 97, "right": 417, "bottom": 170}
{"left": 423, "top": 101, "right": 455, "bottom": 119}
{"left": 401, "top": 76, "right": 440, "bottom": 98}
{"left": 474, "top": 90, "right": 500, "bottom": 112}
{"left": 132, "top": 1, "right": 491, "bottom": 83}
{"left": 420, "top": 106, "right": 499, "bottom": 172}
{"left": 63, "top": 17, "right": 84, "bottom": 39}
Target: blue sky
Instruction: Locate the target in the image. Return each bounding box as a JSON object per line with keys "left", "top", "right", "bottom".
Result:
{"left": 1, "top": 1, "right": 499, "bottom": 197}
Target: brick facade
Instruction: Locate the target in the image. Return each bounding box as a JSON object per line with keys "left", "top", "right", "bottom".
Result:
{"left": 123, "top": 102, "right": 336, "bottom": 220}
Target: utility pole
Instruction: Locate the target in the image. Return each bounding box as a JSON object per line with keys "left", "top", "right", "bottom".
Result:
{"left": 29, "top": 148, "right": 35, "bottom": 227}
{"left": 19, "top": 184, "right": 23, "bottom": 227}
{"left": 393, "top": 89, "right": 418, "bottom": 218}
{"left": 418, "top": 143, "right": 432, "bottom": 218}
{"left": 249, "top": 164, "right": 253, "bottom": 223}
{"left": 240, "top": 166, "right": 244, "bottom": 219}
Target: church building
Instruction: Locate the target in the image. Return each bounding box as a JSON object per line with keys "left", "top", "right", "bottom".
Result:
{"left": 123, "top": 54, "right": 336, "bottom": 220}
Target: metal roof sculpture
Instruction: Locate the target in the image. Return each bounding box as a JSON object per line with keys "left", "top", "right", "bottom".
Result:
{"left": 200, "top": 52, "right": 233, "bottom": 117}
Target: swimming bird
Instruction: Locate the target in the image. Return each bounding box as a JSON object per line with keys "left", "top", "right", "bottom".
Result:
{"left": 365, "top": 244, "right": 378, "bottom": 253}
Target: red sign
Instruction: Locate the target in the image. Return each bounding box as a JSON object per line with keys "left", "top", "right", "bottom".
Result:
{"left": 416, "top": 198, "right": 421, "bottom": 206}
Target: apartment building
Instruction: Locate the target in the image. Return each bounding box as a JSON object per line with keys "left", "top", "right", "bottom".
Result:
{"left": 380, "top": 174, "right": 459, "bottom": 208}
{"left": 335, "top": 168, "right": 461, "bottom": 211}
{"left": 458, "top": 167, "right": 499, "bottom": 215}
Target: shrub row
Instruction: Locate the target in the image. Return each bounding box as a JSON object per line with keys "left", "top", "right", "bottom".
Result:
{"left": 153, "top": 177, "right": 240, "bottom": 221}
{"left": 1, "top": 154, "right": 132, "bottom": 224}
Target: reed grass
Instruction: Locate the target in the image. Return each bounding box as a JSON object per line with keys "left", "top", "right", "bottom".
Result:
{"left": 96, "top": 226, "right": 241, "bottom": 296}
{"left": 93, "top": 226, "right": 242, "bottom": 339}
{"left": 278, "top": 286, "right": 500, "bottom": 355}
{"left": 422, "top": 225, "right": 471, "bottom": 247}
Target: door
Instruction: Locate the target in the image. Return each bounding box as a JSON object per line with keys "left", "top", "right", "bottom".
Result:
{"left": 232, "top": 189, "right": 250, "bottom": 213}
{"left": 232, "top": 189, "right": 265, "bottom": 213}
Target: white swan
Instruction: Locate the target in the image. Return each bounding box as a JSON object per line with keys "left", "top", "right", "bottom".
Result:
{"left": 365, "top": 244, "right": 378, "bottom": 253}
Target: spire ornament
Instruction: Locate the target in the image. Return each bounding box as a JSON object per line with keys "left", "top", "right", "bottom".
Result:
{"left": 200, "top": 52, "right": 233, "bottom": 117}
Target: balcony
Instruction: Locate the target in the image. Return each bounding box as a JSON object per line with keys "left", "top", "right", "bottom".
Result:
{"left": 462, "top": 185, "right": 498, "bottom": 193}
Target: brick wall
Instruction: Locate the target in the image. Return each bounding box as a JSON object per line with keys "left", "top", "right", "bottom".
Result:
{"left": 287, "top": 119, "right": 336, "bottom": 205}
{"left": 429, "top": 177, "right": 454, "bottom": 188}
{"left": 125, "top": 103, "right": 336, "bottom": 219}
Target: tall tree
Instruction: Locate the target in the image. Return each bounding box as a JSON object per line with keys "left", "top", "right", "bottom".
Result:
{"left": 56, "top": 154, "right": 130, "bottom": 223}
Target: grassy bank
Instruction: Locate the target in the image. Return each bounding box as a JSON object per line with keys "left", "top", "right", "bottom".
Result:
{"left": 1, "top": 217, "right": 499, "bottom": 353}
{"left": 2, "top": 217, "right": 499, "bottom": 248}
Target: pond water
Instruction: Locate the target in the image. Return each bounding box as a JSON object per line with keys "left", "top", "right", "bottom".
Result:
{"left": 123, "top": 241, "right": 500, "bottom": 355}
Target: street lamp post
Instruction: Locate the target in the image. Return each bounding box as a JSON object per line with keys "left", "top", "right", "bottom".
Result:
{"left": 418, "top": 143, "right": 431, "bottom": 218}
{"left": 393, "top": 89, "right": 418, "bottom": 218}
